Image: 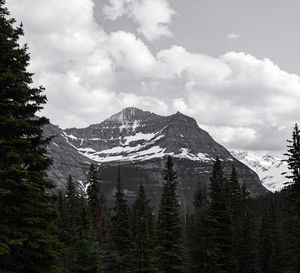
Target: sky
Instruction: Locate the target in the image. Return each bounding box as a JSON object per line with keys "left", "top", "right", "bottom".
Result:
{"left": 6, "top": 0, "right": 300, "bottom": 154}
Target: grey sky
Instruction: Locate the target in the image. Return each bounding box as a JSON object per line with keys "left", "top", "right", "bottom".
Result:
{"left": 6, "top": 0, "right": 300, "bottom": 153}
{"left": 96, "top": 0, "right": 300, "bottom": 74}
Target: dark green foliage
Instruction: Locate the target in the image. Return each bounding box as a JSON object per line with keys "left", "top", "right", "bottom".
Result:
{"left": 187, "top": 182, "right": 208, "bottom": 272}
{"left": 259, "top": 200, "right": 281, "bottom": 273}
{"left": 87, "top": 163, "right": 101, "bottom": 213}
{"left": 156, "top": 156, "right": 184, "bottom": 273}
{"left": 0, "top": 1, "right": 62, "bottom": 271}
{"left": 203, "top": 156, "right": 237, "bottom": 273}
{"left": 65, "top": 175, "right": 79, "bottom": 236}
{"left": 70, "top": 199, "right": 103, "bottom": 273}
{"left": 285, "top": 124, "right": 300, "bottom": 185}
{"left": 228, "top": 166, "right": 243, "bottom": 221}
{"left": 228, "top": 167, "right": 260, "bottom": 273}
{"left": 187, "top": 210, "right": 206, "bottom": 273}
{"left": 130, "top": 184, "right": 157, "bottom": 273}
{"left": 86, "top": 163, "right": 107, "bottom": 241}
{"left": 56, "top": 176, "right": 102, "bottom": 272}
{"left": 283, "top": 123, "right": 300, "bottom": 272}
{"left": 110, "top": 166, "right": 132, "bottom": 272}
{"left": 193, "top": 181, "right": 208, "bottom": 212}
{"left": 238, "top": 211, "right": 260, "bottom": 273}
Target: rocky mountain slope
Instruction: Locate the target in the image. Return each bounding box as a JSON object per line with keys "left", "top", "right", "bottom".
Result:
{"left": 44, "top": 107, "right": 269, "bottom": 210}
{"left": 231, "top": 151, "right": 289, "bottom": 192}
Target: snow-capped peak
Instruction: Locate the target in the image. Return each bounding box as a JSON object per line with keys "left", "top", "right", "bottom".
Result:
{"left": 231, "top": 151, "right": 289, "bottom": 192}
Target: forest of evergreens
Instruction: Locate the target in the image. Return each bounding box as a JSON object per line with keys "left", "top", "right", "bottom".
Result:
{"left": 0, "top": 1, "right": 299, "bottom": 272}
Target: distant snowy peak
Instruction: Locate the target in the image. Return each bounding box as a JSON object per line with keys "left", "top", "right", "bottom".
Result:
{"left": 231, "top": 151, "right": 289, "bottom": 192}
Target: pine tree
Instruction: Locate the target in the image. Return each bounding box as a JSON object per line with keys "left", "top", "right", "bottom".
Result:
{"left": 111, "top": 166, "right": 132, "bottom": 272}
{"left": 187, "top": 181, "right": 208, "bottom": 272}
{"left": 71, "top": 197, "right": 103, "bottom": 273}
{"left": 56, "top": 178, "right": 103, "bottom": 272}
{"left": 130, "top": 184, "right": 157, "bottom": 273}
{"left": 0, "top": 1, "right": 61, "bottom": 271}
{"left": 259, "top": 200, "right": 281, "bottom": 273}
{"left": 238, "top": 211, "right": 260, "bottom": 273}
{"left": 86, "top": 163, "right": 107, "bottom": 241}
{"left": 65, "top": 175, "right": 79, "bottom": 236}
{"left": 285, "top": 124, "right": 300, "bottom": 185}
{"left": 156, "top": 156, "right": 184, "bottom": 273}
{"left": 283, "top": 124, "right": 300, "bottom": 272}
{"left": 227, "top": 166, "right": 260, "bottom": 273}
{"left": 228, "top": 166, "right": 243, "bottom": 222}
{"left": 193, "top": 181, "right": 208, "bottom": 213}
{"left": 203, "top": 156, "right": 237, "bottom": 273}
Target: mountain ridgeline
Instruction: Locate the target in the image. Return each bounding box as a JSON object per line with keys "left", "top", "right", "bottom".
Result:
{"left": 45, "top": 107, "right": 268, "bottom": 210}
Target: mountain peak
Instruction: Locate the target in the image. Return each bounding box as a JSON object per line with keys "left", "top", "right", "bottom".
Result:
{"left": 46, "top": 107, "right": 269, "bottom": 203}
{"left": 231, "top": 150, "right": 288, "bottom": 192}
{"left": 104, "top": 107, "right": 160, "bottom": 123}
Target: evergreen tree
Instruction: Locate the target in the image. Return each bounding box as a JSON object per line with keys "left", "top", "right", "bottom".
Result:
{"left": 56, "top": 178, "right": 103, "bottom": 272}
{"left": 0, "top": 1, "right": 61, "bottom": 271}
{"left": 87, "top": 164, "right": 100, "bottom": 212}
{"left": 130, "top": 184, "right": 157, "bottom": 273}
{"left": 71, "top": 197, "right": 103, "bottom": 273}
{"left": 193, "top": 181, "right": 208, "bottom": 213}
{"left": 188, "top": 182, "right": 208, "bottom": 272}
{"left": 156, "top": 156, "right": 184, "bottom": 273}
{"left": 86, "top": 163, "right": 107, "bottom": 241}
{"left": 227, "top": 166, "right": 260, "bottom": 273}
{"left": 111, "top": 166, "right": 132, "bottom": 272}
{"left": 65, "top": 175, "right": 79, "bottom": 236}
{"left": 283, "top": 123, "right": 300, "bottom": 272}
{"left": 259, "top": 200, "right": 281, "bottom": 273}
{"left": 228, "top": 166, "right": 243, "bottom": 223}
{"left": 238, "top": 211, "right": 260, "bottom": 273}
{"left": 285, "top": 124, "right": 300, "bottom": 185}
{"left": 203, "top": 156, "right": 237, "bottom": 273}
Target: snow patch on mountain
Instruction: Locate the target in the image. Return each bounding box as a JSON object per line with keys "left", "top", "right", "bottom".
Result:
{"left": 121, "top": 131, "right": 161, "bottom": 145}
{"left": 174, "top": 148, "right": 212, "bottom": 161}
{"left": 231, "top": 151, "right": 289, "bottom": 192}
{"left": 78, "top": 145, "right": 167, "bottom": 163}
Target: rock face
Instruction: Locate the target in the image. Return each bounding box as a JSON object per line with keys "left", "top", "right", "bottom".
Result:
{"left": 45, "top": 107, "right": 269, "bottom": 210}
{"left": 231, "top": 151, "right": 289, "bottom": 192}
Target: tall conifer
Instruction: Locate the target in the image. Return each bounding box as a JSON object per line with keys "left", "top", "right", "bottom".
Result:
{"left": 203, "top": 156, "right": 237, "bottom": 273}
{"left": 111, "top": 166, "right": 132, "bottom": 272}
{"left": 0, "top": 1, "right": 61, "bottom": 271}
{"left": 130, "top": 184, "right": 156, "bottom": 273}
{"left": 86, "top": 163, "right": 107, "bottom": 240}
{"left": 284, "top": 124, "right": 300, "bottom": 272}
{"left": 259, "top": 201, "right": 281, "bottom": 273}
{"left": 156, "top": 156, "right": 184, "bottom": 273}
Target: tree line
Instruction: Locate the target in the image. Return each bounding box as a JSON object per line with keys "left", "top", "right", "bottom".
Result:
{"left": 0, "top": 1, "right": 299, "bottom": 272}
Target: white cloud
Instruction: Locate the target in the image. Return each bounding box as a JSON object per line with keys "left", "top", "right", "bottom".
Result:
{"left": 105, "top": 31, "right": 157, "bottom": 75}
{"left": 157, "top": 46, "right": 232, "bottom": 86}
{"left": 6, "top": 0, "right": 300, "bottom": 152}
{"left": 227, "top": 32, "right": 240, "bottom": 41}
{"left": 103, "top": 0, "right": 175, "bottom": 41}
{"left": 7, "top": 0, "right": 170, "bottom": 127}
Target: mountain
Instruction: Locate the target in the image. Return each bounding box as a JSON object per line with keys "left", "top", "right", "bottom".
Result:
{"left": 44, "top": 107, "right": 269, "bottom": 210}
{"left": 231, "top": 151, "right": 289, "bottom": 192}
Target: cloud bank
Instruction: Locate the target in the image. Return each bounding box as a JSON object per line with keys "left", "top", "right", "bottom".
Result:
{"left": 6, "top": 0, "right": 299, "bottom": 152}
